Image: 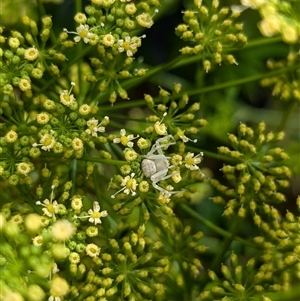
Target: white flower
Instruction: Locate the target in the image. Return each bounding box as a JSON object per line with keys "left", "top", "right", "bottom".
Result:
{"left": 117, "top": 35, "right": 145, "bottom": 57}
{"left": 36, "top": 198, "right": 59, "bottom": 217}
{"left": 33, "top": 132, "right": 56, "bottom": 151}
{"left": 60, "top": 82, "right": 76, "bottom": 107}
{"left": 36, "top": 187, "right": 58, "bottom": 218}
{"left": 75, "top": 24, "right": 94, "bottom": 43}
{"left": 86, "top": 117, "right": 107, "bottom": 137}
{"left": 87, "top": 201, "right": 108, "bottom": 225}
{"left": 113, "top": 129, "right": 139, "bottom": 147}
{"left": 75, "top": 201, "right": 108, "bottom": 225}
{"left": 184, "top": 152, "right": 203, "bottom": 170}
{"left": 111, "top": 173, "right": 137, "bottom": 198}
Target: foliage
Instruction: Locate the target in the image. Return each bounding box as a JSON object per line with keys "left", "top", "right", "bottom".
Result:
{"left": 0, "top": 0, "right": 299, "bottom": 300}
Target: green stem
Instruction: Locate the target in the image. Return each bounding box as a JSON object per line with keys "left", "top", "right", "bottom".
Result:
{"left": 179, "top": 203, "right": 257, "bottom": 249}
{"left": 70, "top": 159, "right": 77, "bottom": 197}
{"left": 75, "top": 0, "right": 83, "bottom": 95}
{"left": 187, "top": 146, "right": 236, "bottom": 163}
{"left": 39, "top": 153, "right": 126, "bottom": 165}
{"left": 77, "top": 157, "right": 126, "bottom": 165}
{"left": 277, "top": 98, "right": 298, "bottom": 132}
{"left": 102, "top": 100, "right": 146, "bottom": 111}
{"left": 210, "top": 216, "right": 240, "bottom": 271}
{"left": 182, "top": 63, "right": 300, "bottom": 97}
{"left": 265, "top": 286, "right": 300, "bottom": 301}
{"left": 100, "top": 63, "right": 298, "bottom": 111}
{"left": 35, "top": 0, "right": 47, "bottom": 16}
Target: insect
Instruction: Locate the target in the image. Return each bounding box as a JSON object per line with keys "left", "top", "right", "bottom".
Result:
{"left": 141, "top": 135, "right": 179, "bottom": 194}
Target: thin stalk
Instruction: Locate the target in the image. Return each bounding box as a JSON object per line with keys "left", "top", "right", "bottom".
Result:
{"left": 210, "top": 216, "right": 240, "bottom": 271}
{"left": 179, "top": 203, "right": 257, "bottom": 249}
{"left": 77, "top": 157, "right": 127, "bottom": 165}
{"left": 70, "top": 159, "right": 77, "bottom": 197}
{"left": 182, "top": 63, "right": 300, "bottom": 97}
{"left": 277, "top": 98, "right": 298, "bottom": 132}
{"left": 187, "top": 146, "right": 237, "bottom": 163}
{"left": 75, "top": 0, "right": 83, "bottom": 95}
{"left": 39, "top": 153, "right": 126, "bottom": 165}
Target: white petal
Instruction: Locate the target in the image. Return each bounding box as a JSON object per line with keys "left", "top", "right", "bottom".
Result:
{"left": 93, "top": 201, "right": 100, "bottom": 212}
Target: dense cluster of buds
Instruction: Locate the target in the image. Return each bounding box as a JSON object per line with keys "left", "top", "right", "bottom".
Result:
{"left": 261, "top": 51, "right": 300, "bottom": 102}
{"left": 200, "top": 252, "right": 291, "bottom": 301}
{"left": 176, "top": 0, "right": 247, "bottom": 72}
{"left": 211, "top": 122, "right": 291, "bottom": 219}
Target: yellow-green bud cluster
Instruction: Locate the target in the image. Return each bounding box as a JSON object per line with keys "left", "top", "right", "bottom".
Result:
{"left": 176, "top": 1, "right": 247, "bottom": 71}
{"left": 144, "top": 83, "right": 207, "bottom": 141}
{"left": 253, "top": 207, "right": 300, "bottom": 274}
{"left": 94, "top": 227, "right": 168, "bottom": 300}
{"left": 200, "top": 253, "right": 285, "bottom": 301}
{"left": 211, "top": 122, "right": 291, "bottom": 218}
{"left": 154, "top": 217, "right": 206, "bottom": 280}
{"left": 261, "top": 51, "right": 300, "bottom": 103}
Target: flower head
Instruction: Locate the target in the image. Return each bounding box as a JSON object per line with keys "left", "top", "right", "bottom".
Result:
{"left": 87, "top": 201, "right": 108, "bottom": 225}
{"left": 102, "top": 33, "right": 115, "bottom": 47}
{"left": 111, "top": 173, "right": 137, "bottom": 198}
{"left": 74, "top": 24, "right": 94, "bottom": 43}
{"left": 36, "top": 186, "right": 59, "bottom": 218}
{"left": 86, "top": 243, "right": 101, "bottom": 257}
{"left": 117, "top": 35, "right": 145, "bottom": 57}
{"left": 16, "top": 162, "right": 32, "bottom": 176}
{"left": 136, "top": 13, "right": 154, "bottom": 28}
{"left": 177, "top": 129, "right": 197, "bottom": 143}
{"left": 184, "top": 152, "right": 203, "bottom": 170}
{"left": 33, "top": 132, "right": 56, "bottom": 151}
{"left": 6, "top": 130, "right": 18, "bottom": 143}
{"left": 24, "top": 47, "right": 39, "bottom": 61}
{"left": 113, "top": 129, "right": 139, "bottom": 147}
{"left": 86, "top": 117, "right": 108, "bottom": 137}
{"left": 60, "top": 82, "right": 76, "bottom": 107}
{"left": 154, "top": 113, "right": 168, "bottom": 135}
{"left": 36, "top": 198, "right": 59, "bottom": 217}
